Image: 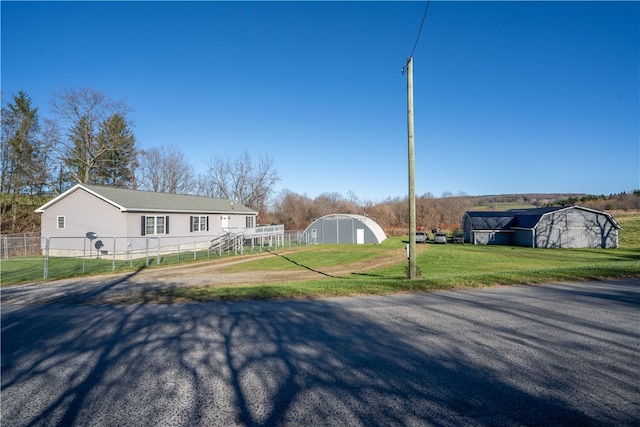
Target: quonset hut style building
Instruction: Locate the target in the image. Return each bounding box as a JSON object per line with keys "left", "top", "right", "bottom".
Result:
{"left": 301, "top": 214, "right": 387, "bottom": 244}
{"left": 462, "top": 206, "right": 621, "bottom": 248}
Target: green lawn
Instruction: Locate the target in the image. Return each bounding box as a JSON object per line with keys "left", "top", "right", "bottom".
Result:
{"left": 164, "top": 217, "right": 640, "bottom": 302}
{"left": 3, "top": 217, "right": 639, "bottom": 303}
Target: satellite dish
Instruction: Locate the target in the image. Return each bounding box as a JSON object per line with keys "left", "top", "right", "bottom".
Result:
{"left": 86, "top": 232, "right": 98, "bottom": 240}
{"left": 94, "top": 240, "right": 104, "bottom": 250}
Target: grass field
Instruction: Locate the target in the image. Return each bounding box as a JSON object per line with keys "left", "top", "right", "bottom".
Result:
{"left": 162, "top": 216, "right": 640, "bottom": 301}
{"left": 2, "top": 217, "right": 639, "bottom": 302}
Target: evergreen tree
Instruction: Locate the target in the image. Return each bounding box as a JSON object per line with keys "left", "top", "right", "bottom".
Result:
{"left": 1, "top": 91, "right": 46, "bottom": 231}
{"left": 94, "top": 113, "right": 137, "bottom": 187}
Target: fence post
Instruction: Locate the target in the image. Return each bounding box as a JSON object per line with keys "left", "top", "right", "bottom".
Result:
{"left": 3, "top": 234, "right": 7, "bottom": 260}
{"left": 156, "top": 239, "right": 160, "bottom": 265}
{"left": 112, "top": 237, "right": 116, "bottom": 270}
{"left": 44, "top": 238, "right": 49, "bottom": 279}
{"left": 145, "top": 238, "right": 150, "bottom": 267}
{"left": 193, "top": 237, "right": 197, "bottom": 260}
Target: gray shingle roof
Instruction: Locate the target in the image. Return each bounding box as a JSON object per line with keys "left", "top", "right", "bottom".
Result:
{"left": 465, "top": 206, "right": 620, "bottom": 231}
{"left": 464, "top": 212, "right": 517, "bottom": 230}
{"left": 38, "top": 184, "right": 256, "bottom": 214}
{"left": 465, "top": 208, "right": 564, "bottom": 230}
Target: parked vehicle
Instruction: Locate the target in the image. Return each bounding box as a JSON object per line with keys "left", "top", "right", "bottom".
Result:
{"left": 433, "top": 232, "right": 448, "bottom": 244}
{"left": 416, "top": 231, "right": 428, "bottom": 243}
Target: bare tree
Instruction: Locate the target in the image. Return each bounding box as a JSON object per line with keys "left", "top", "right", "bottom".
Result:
{"left": 49, "top": 87, "right": 133, "bottom": 188}
{"left": 309, "top": 192, "right": 358, "bottom": 219}
{"left": 199, "top": 151, "right": 280, "bottom": 222}
{"left": 136, "top": 144, "right": 195, "bottom": 194}
{"left": 270, "top": 189, "right": 314, "bottom": 230}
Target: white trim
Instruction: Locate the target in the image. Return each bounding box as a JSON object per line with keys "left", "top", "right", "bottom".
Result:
{"left": 35, "top": 184, "right": 126, "bottom": 213}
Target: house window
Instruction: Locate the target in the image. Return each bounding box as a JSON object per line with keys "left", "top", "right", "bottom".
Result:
{"left": 191, "top": 216, "right": 208, "bottom": 232}
{"left": 145, "top": 216, "right": 166, "bottom": 235}
{"left": 57, "top": 216, "right": 65, "bottom": 229}
{"left": 246, "top": 216, "right": 254, "bottom": 228}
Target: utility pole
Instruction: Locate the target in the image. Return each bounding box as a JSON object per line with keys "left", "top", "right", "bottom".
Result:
{"left": 406, "top": 57, "right": 417, "bottom": 279}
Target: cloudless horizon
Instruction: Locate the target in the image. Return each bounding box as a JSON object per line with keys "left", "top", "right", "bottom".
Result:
{"left": 2, "top": 1, "right": 639, "bottom": 202}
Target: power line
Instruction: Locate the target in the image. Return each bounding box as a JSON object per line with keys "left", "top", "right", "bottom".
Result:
{"left": 403, "top": 0, "right": 431, "bottom": 74}
{"left": 410, "top": 0, "right": 431, "bottom": 58}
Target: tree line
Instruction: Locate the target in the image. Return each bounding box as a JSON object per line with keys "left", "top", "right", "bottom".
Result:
{"left": 3, "top": 87, "right": 638, "bottom": 235}
{"left": 1, "top": 88, "right": 279, "bottom": 231}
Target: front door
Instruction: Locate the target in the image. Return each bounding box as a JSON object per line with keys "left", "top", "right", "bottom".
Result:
{"left": 221, "top": 215, "right": 229, "bottom": 230}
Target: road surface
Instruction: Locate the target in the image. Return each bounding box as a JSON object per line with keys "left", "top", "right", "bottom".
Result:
{"left": 2, "top": 279, "right": 639, "bottom": 426}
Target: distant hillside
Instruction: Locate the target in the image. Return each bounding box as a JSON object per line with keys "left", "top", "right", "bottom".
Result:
{"left": 467, "top": 193, "right": 588, "bottom": 210}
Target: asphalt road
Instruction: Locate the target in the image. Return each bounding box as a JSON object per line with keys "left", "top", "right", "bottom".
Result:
{"left": 2, "top": 279, "right": 639, "bottom": 426}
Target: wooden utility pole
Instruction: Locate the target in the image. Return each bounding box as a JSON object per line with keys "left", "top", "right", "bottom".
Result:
{"left": 407, "top": 57, "right": 417, "bottom": 279}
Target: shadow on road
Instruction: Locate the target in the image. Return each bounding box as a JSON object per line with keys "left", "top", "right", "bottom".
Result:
{"left": 2, "top": 280, "right": 639, "bottom": 425}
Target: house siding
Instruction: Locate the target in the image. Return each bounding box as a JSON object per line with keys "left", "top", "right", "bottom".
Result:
{"left": 473, "top": 230, "right": 514, "bottom": 245}
{"left": 41, "top": 189, "right": 126, "bottom": 254}
{"left": 38, "top": 185, "right": 259, "bottom": 257}
{"left": 514, "top": 229, "right": 534, "bottom": 247}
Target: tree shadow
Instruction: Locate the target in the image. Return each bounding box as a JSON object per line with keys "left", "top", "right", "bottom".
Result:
{"left": 2, "top": 280, "right": 639, "bottom": 426}
{"left": 267, "top": 250, "right": 335, "bottom": 278}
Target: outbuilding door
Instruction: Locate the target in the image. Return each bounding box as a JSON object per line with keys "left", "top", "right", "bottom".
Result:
{"left": 356, "top": 228, "right": 364, "bottom": 244}
{"left": 221, "top": 215, "right": 229, "bottom": 230}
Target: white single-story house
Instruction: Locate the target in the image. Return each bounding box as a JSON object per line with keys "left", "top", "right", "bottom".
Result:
{"left": 35, "top": 184, "right": 258, "bottom": 257}
{"left": 301, "top": 214, "right": 387, "bottom": 244}
{"left": 462, "top": 206, "right": 621, "bottom": 248}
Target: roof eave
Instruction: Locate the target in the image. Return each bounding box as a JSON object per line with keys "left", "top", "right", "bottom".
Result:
{"left": 35, "top": 184, "right": 126, "bottom": 213}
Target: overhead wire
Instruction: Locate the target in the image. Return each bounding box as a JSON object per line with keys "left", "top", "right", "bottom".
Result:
{"left": 403, "top": 0, "right": 431, "bottom": 74}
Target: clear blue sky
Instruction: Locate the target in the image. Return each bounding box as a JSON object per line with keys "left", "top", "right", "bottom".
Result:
{"left": 2, "top": 1, "right": 638, "bottom": 202}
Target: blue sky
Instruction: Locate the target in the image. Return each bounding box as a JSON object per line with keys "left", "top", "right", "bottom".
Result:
{"left": 2, "top": 1, "right": 638, "bottom": 202}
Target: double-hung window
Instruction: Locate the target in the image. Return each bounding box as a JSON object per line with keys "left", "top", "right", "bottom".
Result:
{"left": 144, "top": 216, "right": 166, "bottom": 235}
{"left": 57, "top": 216, "right": 65, "bottom": 229}
{"left": 191, "top": 216, "right": 208, "bottom": 232}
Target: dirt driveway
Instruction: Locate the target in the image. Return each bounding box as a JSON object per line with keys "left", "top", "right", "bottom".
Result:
{"left": 2, "top": 245, "right": 425, "bottom": 305}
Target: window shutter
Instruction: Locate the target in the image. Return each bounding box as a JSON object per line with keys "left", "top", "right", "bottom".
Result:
{"left": 165, "top": 216, "right": 169, "bottom": 234}
{"left": 141, "top": 216, "right": 146, "bottom": 236}
{"left": 206, "top": 216, "right": 209, "bottom": 231}
{"left": 190, "top": 216, "right": 193, "bottom": 232}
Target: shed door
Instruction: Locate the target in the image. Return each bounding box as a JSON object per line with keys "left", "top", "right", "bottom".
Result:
{"left": 356, "top": 228, "right": 365, "bottom": 244}
{"left": 221, "top": 215, "right": 229, "bottom": 230}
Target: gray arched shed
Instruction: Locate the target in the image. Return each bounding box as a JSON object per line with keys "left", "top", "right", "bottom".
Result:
{"left": 462, "top": 206, "right": 621, "bottom": 248}
{"left": 302, "top": 214, "right": 387, "bottom": 244}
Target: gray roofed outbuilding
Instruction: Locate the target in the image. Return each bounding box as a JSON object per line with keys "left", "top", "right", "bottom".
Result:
{"left": 462, "top": 206, "right": 621, "bottom": 248}
{"left": 301, "top": 214, "right": 387, "bottom": 245}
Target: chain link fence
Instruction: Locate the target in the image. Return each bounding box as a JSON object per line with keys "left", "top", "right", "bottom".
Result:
{"left": 1, "top": 230, "right": 306, "bottom": 285}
